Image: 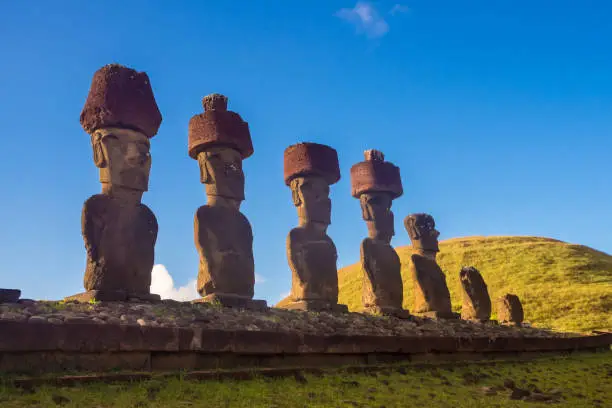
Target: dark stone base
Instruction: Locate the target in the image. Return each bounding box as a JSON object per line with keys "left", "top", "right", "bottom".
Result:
{"left": 64, "top": 290, "right": 161, "bottom": 303}
{"left": 364, "top": 306, "right": 411, "bottom": 319}
{"left": 277, "top": 300, "right": 349, "bottom": 313}
{"left": 500, "top": 321, "right": 524, "bottom": 327}
{"left": 416, "top": 311, "right": 460, "bottom": 320}
{"left": 192, "top": 293, "right": 268, "bottom": 311}
{"left": 0, "top": 289, "right": 21, "bottom": 304}
{"left": 462, "top": 317, "right": 495, "bottom": 324}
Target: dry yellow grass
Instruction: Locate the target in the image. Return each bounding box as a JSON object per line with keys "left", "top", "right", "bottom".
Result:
{"left": 279, "top": 236, "right": 611, "bottom": 334}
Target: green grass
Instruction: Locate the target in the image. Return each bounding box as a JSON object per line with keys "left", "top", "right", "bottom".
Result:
{"left": 1, "top": 352, "right": 610, "bottom": 407}
{"left": 335, "top": 236, "right": 612, "bottom": 333}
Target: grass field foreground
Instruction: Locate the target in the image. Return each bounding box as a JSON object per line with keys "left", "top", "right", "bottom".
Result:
{"left": 1, "top": 352, "right": 610, "bottom": 407}
{"left": 335, "top": 236, "right": 612, "bottom": 333}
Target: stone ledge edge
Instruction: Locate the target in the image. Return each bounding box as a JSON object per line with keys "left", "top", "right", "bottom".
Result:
{"left": 1, "top": 321, "right": 610, "bottom": 354}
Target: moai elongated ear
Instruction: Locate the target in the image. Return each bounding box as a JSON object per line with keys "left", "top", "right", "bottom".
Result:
{"left": 91, "top": 131, "right": 107, "bottom": 168}
{"left": 290, "top": 178, "right": 302, "bottom": 207}
{"left": 198, "top": 152, "right": 212, "bottom": 184}
{"left": 360, "top": 195, "right": 373, "bottom": 221}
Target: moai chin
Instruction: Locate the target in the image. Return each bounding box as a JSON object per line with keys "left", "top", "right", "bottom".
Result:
{"left": 404, "top": 213, "right": 457, "bottom": 319}
{"left": 496, "top": 294, "right": 524, "bottom": 326}
{"left": 459, "top": 266, "right": 492, "bottom": 322}
{"left": 279, "top": 142, "right": 348, "bottom": 312}
{"left": 350, "top": 150, "right": 409, "bottom": 318}
{"left": 65, "top": 64, "right": 163, "bottom": 303}
{"left": 188, "top": 93, "right": 267, "bottom": 310}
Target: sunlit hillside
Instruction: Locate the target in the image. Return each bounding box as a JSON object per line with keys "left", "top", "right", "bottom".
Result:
{"left": 278, "top": 236, "right": 612, "bottom": 333}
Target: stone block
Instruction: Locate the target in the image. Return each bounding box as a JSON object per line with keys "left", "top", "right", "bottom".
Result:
{"left": 192, "top": 293, "right": 268, "bottom": 311}
{"left": 0, "top": 289, "right": 20, "bottom": 303}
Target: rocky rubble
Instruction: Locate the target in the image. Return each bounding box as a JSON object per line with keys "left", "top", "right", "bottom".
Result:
{"left": 0, "top": 299, "right": 577, "bottom": 338}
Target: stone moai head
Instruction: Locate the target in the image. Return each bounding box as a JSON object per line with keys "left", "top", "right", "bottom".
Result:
{"left": 350, "top": 150, "right": 403, "bottom": 243}
{"left": 188, "top": 94, "right": 253, "bottom": 207}
{"left": 284, "top": 143, "right": 340, "bottom": 228}
{"left": 404, "top": 213, "right": 440, "bottom": 253}
{"left": 80, "top": 64, "right": 162, "bottom": 194}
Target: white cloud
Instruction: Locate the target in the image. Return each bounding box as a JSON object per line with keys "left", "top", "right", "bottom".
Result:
{"left": 150, "top": 265, "right": 265, "bottom": 301}
{"left": 150, "top": 264, "right": 198, "bottom": 301}
{"left": 335, "top": 1, "right": 390, "bottom": 38}
{"left": 389, "top": 4, "right": 409, "bottom": 15}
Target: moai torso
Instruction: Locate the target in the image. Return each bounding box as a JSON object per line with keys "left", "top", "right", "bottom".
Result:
{"left": 409, "top": 254, "right": 452, "bottom": 314}
{"left": 361, "top": 238, "right": 403, "bottom": 309}
{"left": 70, "top": 64, "right": 163, "bottom": 302}
{"left": 496, "top": 294, "right": 524, "bottom": 325}
{"left": 282, "top": 142, "right": 344, "bottom": 311}
{"left": 460, "top": 266, "right": 491, "bottom": 321}
{"left": 405, "top": 213, "right": 453, "bottom": 316}
{"left": 188, "top": 94, "right": 257, "bottom": 303}
{"left": 83, "top": 194, "right": 158, "bottom": 294}
{"left": 351, "top": 151, "right": 405, "bottom": 314}
{"left": 195, "top": 205, "right": 255, "bottom": 298}
{"left": 288, "top": 226, "right": 338, "bottom": 302}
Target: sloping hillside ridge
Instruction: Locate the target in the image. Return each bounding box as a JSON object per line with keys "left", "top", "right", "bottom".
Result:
{"left": 278, "top": 236, "right": 611, "bottom": 333}
{"left": 338, "top": 236, "right": 611, "bottom": 333}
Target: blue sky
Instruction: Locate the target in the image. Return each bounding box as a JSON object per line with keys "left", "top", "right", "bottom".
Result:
{"left": 1, "top": 1, "right": 610, "bottom": 302}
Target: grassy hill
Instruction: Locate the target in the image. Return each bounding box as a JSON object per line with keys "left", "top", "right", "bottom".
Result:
{"left": 278, "top": 236, "right": 612, "bottom": 333}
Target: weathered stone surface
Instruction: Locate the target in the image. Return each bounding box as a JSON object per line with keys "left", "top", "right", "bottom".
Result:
{"left": 460, "top": 266, "right": 492, "bottom": 321}
{"left": 193, "top": 293, "right": 268, "bottom": 311}
{"left": 189, "top": 96, "right": 264, "bottom": 306}
{"left": 280, "top": 300, "right": 348, "bottom": 313}
{"left": 188, "top": 94, "right": 253, "bottom": 159}
{"left": 350, "top": 150, "right": 403, "bottom": 199}
{"left": 352, "top": 150, "right": 407, "bottom": 317}
{"left": 363, "top": 305, "right": 411, "bottom": 319}
{"left": 361, "top": 238, "right": 403, "bottom": 310}
{"left": 405, "top": 214, "right": 453, "bottom": 316}
{"left": 283, "top": 142, "right": 340, "bottom": 185}
{"left": 194, "top": 205, "right": 255, "bottom": 299}
{"left": 497, "top": 294, "right": 524, "bottom": 325}
{"left": 69, "top": 66, "right": 162, "bottom": 303}
{"left": 80, "top": 193, "right": 158, "bottom": 298}
{"left": 280, "top": 143, "right": 346, "bottom": 312}
{"left": 80, "top": 64, "right": 162, "bottom": 138}
{"left": 0, "top": 289, "right": 20, "bottom": 303}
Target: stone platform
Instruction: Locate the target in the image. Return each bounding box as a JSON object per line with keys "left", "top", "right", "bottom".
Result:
{"left": 0, "top": 300, "right": 609, "bottom": 374}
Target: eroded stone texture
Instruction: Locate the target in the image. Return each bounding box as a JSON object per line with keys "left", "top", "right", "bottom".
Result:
{"left": 497, "top": 294, "right": 524, "bottom": 325}
{"left": 0, "top": 289, "right": 20, "bottom": 303}
{"left": 351, "top": 150, "right": 407, "bottom": 318}
{"left": 80, "top": 64, "right": 162, "bottom": 138}
{"left": 459, "top": 266, "right": 492, "bottom": 321}
{"left": 404, "top": 213, "right": 456, "bottom": 319}
{"left": 280, "top": 143, "right": 347, "bottom": 312}
{"left": 189, "top": 94, "right": 266, "bottom": 309}
{"left": 66, "top": 64, "right": 162, "bottom": 303}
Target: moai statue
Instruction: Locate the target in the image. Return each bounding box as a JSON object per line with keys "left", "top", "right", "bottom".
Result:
{"left": 459, "top": 266, "right": 492, "bottom": 322}
{"left": 188, "top": 94, "right": 267, "bottom": 310}
{"left": 350, "top": 150, "right": 409, "bottom": 318}
{"left": 279, "top": 142, "right": 348, "bottom": 312}
{"left": 65, "top": 64, "right": 162, "bottom": 303}
{"left": 404, "top": 213, "right": 457, "bottom": 319}
{"left": 0, "top": 289, "right": 20, "bottom": 304}
{"left": 496, "top": 294, "right": 524, "bottom": 326}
